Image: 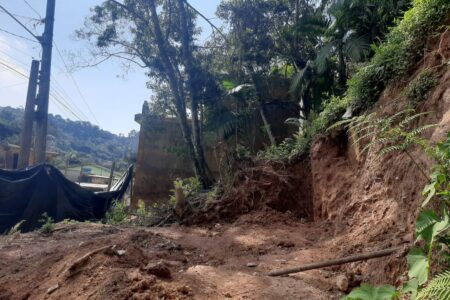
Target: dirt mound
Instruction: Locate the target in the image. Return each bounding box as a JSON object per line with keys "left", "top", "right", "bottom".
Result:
{"left": 0, "top": 224, "right": 194, "bottom": 300}
{"left": 183, "top": 159, "right": 313, "bottom": 225}
{"left": 0, "top": 216, "right": 341, "bottom": 300}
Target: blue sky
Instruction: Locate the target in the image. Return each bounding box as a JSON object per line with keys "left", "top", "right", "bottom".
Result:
{"left": 0, "top": 0, "right": 221, "bottom": 135}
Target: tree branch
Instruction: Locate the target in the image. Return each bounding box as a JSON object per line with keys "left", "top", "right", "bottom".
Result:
{"left": 182, "top": 0, "right": 228, "bottom": 43}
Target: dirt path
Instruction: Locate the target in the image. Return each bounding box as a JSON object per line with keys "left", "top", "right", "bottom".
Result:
{"left": 0, "top": 210, "right": 343, "bottom": 300}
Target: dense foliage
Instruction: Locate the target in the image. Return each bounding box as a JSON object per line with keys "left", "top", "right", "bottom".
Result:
{"left": 259, "top": 0, "right": 450, "bottom": 160}
{"left": 0, "top": 106, "right": 138, "bottom": 167}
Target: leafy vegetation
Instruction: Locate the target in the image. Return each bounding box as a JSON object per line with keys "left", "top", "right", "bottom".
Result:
{"left": 169, "top": 177, "right": 202, "bottom": 205}
{"left": 403, "top": 69, "right": 439, "bottom": 107}
{"left": 329, "top": 109, "right": 437, "bottom": 178}
{"left": 416, "top": 271, "right": 450, "bottom": 300}
{"left": 39, "top": 213, "right": 55, "bottom": 234}
{"left": 342, "top": 284, "right": 399, "bottom": 300}
{"left": 7, "top": 220, "right": 25, "bottom": 235}
{"left": 105, "top": 201, "right": 128, "bottom": 225}
{"left": 345, "top": 0, "right": 450, "bottom": 111}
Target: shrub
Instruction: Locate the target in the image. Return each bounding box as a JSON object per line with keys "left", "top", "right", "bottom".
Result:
{"left": 403, "top": 69, "right": 439, "bottom": 107}
{"left": 39, "top": 213, "right": 55, "bottom": 234}
{"left": 332, "top": 0, "right": 450, "bottom": 117}
{"left": 105, "top": 201, "right": 128, "bottom": 225}
{"left": 169, "top": 177, "right": 202, "bottom": 204}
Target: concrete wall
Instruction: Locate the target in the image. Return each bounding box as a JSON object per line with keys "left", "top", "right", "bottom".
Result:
{"left": 133, "top": 77, "right": 299, "bottom": 206}
{"left": 133, "top": 115, "right": 195, "bottom": 206}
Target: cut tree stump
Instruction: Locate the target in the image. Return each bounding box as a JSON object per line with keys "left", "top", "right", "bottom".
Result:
{"left": 268, "top": 246, "right": 406, "bottom": 277}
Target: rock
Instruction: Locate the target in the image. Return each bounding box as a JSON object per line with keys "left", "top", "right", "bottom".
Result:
{"left": 277, "top": 241, "right": 295, "bottom": 248}
{"left": 47, "top": 284, "right": 59, "bottom": 295}
{"left": 143, "top": 261, "right": 172, "bottom": 279}
{"left": 116, "top": 250, "right": 126, "bottom": 256}
{"left": 336, "top": 274, "right": 349, "bottom": 292}
{"left": 246, "top": 262, "right": 258, "bottom": 268}
{"left": 275, "top": 259, "right": 288, "bottom": 264}
{"left": 224, "top": 292, "right": 232, "bottom": 298}
{"left": 177, "top": 286, "right": 192, "bottom": 295}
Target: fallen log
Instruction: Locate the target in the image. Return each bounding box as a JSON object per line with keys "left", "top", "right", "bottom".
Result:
{"left": 268, "top": 246, "right": 405, "bottom": 277}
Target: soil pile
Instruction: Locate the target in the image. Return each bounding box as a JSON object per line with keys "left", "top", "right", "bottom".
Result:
{"left": 0, "top": 215, "right": 342, "bottom": 300}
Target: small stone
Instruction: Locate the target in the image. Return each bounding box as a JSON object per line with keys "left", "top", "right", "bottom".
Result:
{"left": 47, "top": 284, "right": 59, "bottom": 294}
{"left": 246, "top": 262, "right": 258, "bottom": 268}
{"left": 143, "top": 261, "right": 172, "bottom": 279}
{"left": 277, "top": 241, "right": 295, "bottom": 248}
{"left": 178, "top": 286, "right": 192, "bottom": 295}
{"left": 336, "top": 274, "right": 349, "bottom": 292}
{"left": 116, "top": 250, "right": 126, "bottom": 256}
{"left": 275, "top": 259, "right": 287, "bottom": 264}
{"left": 224, "top": 292, "right": 232, "bottom": 298}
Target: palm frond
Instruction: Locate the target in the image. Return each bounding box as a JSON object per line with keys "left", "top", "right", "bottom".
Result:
{"left": 349, "top": 124, "right": 378, "bottom": 140}
{"left": 315, "top": 41, "right": 336, "bottom": 74}
{"left": 289, "top": 66, "right": 309, "bottom": 99}
{"left": 351, "top": 130, "right": 378, "bottom": 145}
{"left": 416, "top": 271, "right": 450, "bottom": 300}
{"left": 327, "top": 117, "right": 355, "bottom": 131}
{"left": 409, "top": 124, "right": 438, "bottom": 137}
{"left": 343, "top": 34, "right": 371, "bottom": 62}
{"left": 399, "top": 112, "right": 432, "bottom": 128}
{"left": 377, "top": 145, "right": 404, "bottom": 157}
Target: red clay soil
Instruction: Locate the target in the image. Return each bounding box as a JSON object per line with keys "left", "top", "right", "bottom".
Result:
{"left": 310, "top": 28, "right": 450, "bottom": 285}
{"left": 0, "top": 210, "right": 352, "bottom": 300}
{"left": 1, "top": 19, "right": 449, "bottom": 300}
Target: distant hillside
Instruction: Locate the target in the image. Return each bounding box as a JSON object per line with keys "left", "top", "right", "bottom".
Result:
{"left": 0, "top": 106, "right": 138, "bottom": 168}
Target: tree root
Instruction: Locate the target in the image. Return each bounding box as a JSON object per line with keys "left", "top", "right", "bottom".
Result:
{"left": 65, "top": 245, "right": 112, "bottom": 278}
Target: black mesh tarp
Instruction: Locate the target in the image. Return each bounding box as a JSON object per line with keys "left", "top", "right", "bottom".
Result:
{"left": 0, "top": 164, "right": 133, "bottom": 233}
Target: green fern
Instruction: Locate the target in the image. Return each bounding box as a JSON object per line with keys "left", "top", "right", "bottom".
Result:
{"left": 329, "top": 109, "right": 437, "bottom": 180}
{"left": 416, "top": 271, "right": 450, "bottom": 300}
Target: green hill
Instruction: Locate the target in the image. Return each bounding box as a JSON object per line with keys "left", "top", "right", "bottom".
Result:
{"left": 0, "top": 106, "right": 138, "bottom": 169}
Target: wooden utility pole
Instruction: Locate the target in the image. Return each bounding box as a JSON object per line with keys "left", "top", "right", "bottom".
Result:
{"left": 35, "top": 0, "right": 56, "bottom": 164}
{"left": 18, "top": 60, "right": 40, "bottom": 169}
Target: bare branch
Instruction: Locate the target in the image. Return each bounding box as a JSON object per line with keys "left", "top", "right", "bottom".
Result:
{"left": 182, "top": 0, "right": 228, "bottom": 43}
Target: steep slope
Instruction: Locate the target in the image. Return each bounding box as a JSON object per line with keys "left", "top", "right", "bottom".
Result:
{"left": 311, "top": 28, "right": 450, "bottom": 284}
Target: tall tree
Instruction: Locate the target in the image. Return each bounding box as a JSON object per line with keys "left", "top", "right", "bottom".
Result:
{"left": 77, "top": 0, "right": 213, "bottom": 186}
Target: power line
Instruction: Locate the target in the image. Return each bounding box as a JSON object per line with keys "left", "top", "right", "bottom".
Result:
{"left": 0, "top": 39, "right": 37, "bottom": 58}
{"left": 50, "top": 83, "right": 91, "bottom": 121}
{"left": 50, "top": 93, "right": 84, "bottom": 121}
{"left": 23, "top": 0, "right": 42, "bottom": 19}
{"left": 54, "top": 42, "right": 100, "bottom": 125}
{"left": 0, "top": 4, "right": 40, "bottom": 42}
{"left": 0, "top": 10, "right": 41, "bottom": 22}
{"left": 0, "top": 49, "right": 30, "bottom": 68}
{"left": 0, "top": 44, "right": 93, "bottom": 123}
{"left": 0, "top": 60, "right": 28, "bottom": 78}
{"left": 0, "top": 28, "right": 38, "bottom": 43}
{"left": 2, "top": 81, "right": 27, "bottom": 88}
{"left": 0, "top": 59, "right": 87, "bottom": 122}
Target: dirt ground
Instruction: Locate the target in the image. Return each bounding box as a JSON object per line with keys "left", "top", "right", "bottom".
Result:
{"left": 0, "top": 209, "right": 358, "bottom": 300}
{"left": 1, "top": 20, "right": 449, "bottom": 300}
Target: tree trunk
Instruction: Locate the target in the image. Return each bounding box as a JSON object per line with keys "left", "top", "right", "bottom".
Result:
{"left": 260, "top": 105, "right": 276, "bottom": 146}
{"left": 147, "top": 0, "right": 205, "bottom": 184}
{"left": 337, "top": 42, "right": 347, "bottom": 92}
{"left": 177, "top": 0, "right": 213, "bottom": 187}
